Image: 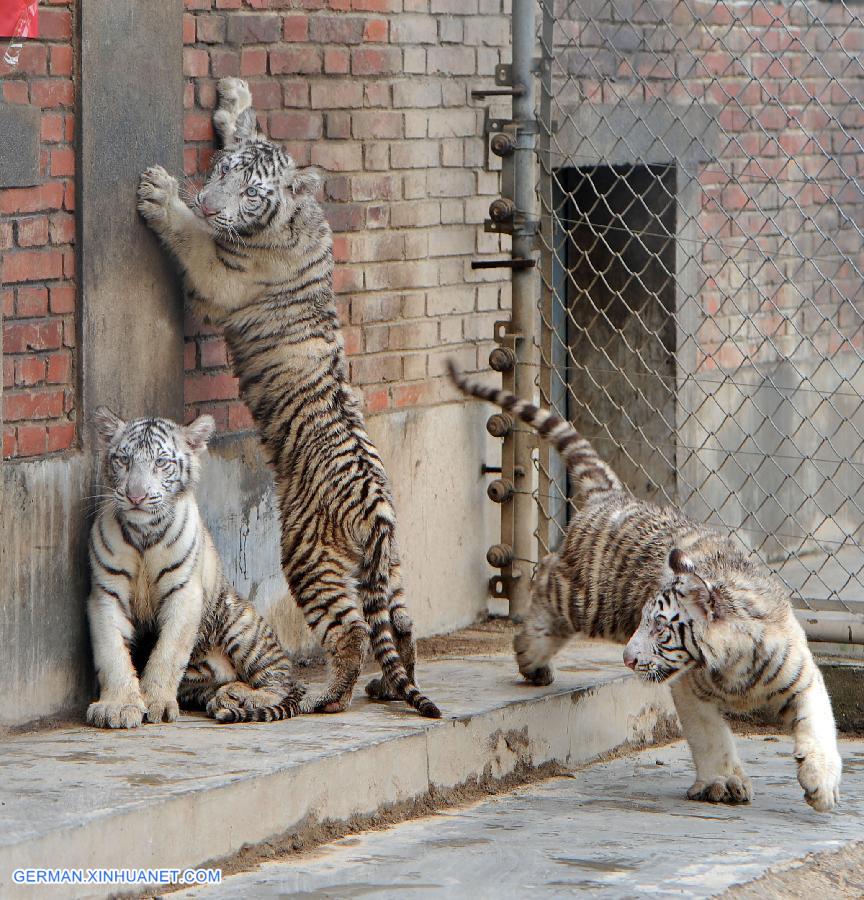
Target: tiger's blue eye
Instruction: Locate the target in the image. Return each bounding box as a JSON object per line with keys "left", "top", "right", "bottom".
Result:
{"left": 155, "top": 456, "right": 174, "bottom": 469}
{"left": 245, "top": 186, "right": 259, "bottom": 198}
{"left": 220, "top": 160, "right": 230, "bottom": 175}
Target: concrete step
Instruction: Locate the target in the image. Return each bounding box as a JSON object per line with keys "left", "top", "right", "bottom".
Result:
{"left": 177, "top": 735, "right": 864, "bottom": 900}
{"left": 0, "top": 642, "right": 675, "bottom": 900}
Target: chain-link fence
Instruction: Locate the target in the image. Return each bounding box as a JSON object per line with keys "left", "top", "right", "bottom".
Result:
{"left": 528, "top": 0, "right": 864, "bottom": 638}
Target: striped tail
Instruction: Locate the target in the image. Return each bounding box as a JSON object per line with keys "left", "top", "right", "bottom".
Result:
{"left": 447, "top": 360, "right": 623, "bottom": 504}
{"left": 361, "top": 517, "right": 441, "bottom": 719}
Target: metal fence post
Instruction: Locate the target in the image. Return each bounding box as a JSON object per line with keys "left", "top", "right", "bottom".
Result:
{"left": 507, "top": 0, "right": 540, "bottom": 620}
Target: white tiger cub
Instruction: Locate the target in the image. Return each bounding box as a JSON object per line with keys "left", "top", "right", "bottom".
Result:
{"left": 87, "top": 408, "right": 305, "bottom": 728}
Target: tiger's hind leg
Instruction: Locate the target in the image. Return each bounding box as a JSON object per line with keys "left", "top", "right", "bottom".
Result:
{"left": 365, "top": 562, "right": 417, "bottom": 702}
{"left": 213, "top": 78, "right": 259, "bottom": 150}
{"left": 288, "top": 547, "right": 370, "bottom": 715}
{"left": 514, "top": 553, "right": 572, "bottom": 686}
{"left": 672, "top": 676, "right": 752, "bottom": 805}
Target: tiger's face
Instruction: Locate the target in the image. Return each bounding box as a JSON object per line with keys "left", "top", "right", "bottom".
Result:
{"left": 95, "top": 408, "right": 214, "bottom": 519}
{"left": 623, "top": 550, "right": 711, "bottom": 683}
{"left": 193, "top": 140, "right": 320, "bottom": 239}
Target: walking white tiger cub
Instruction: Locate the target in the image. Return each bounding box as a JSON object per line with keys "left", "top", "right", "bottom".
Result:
{"left": 449, "top": 362, "right": 842, "bottom": 812}
{"left": 137, "top": 78, "right": 439, "bottom": 718}
{"left": 87, "top": 408, "right": 305, "bottom": 728}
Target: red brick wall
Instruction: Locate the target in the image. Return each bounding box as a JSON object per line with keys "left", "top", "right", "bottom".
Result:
{"left": 1, "top": 1, "right": 76, "bottom": 459}
{"left": 181, "top": 0, "right": 512, "bottom": 430}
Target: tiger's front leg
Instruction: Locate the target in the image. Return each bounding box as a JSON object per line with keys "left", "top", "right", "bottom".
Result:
{"left": 139, "top": 584, "right": 204, "bottom": 724}
{"left": 671, "top": 677, "right": 753, "bottom": 804}
{"left": 785, "top": 662, "right": 842, "bottom": 812}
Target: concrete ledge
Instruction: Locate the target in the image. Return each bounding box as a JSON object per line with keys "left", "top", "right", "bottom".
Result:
{"left": 0, "top": 644, "right": 676, "bottom": 900}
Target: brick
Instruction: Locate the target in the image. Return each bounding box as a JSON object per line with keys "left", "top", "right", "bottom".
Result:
{"left": 363, "top": 18, "right": 388, "bottom": 42}
{"left": 15, "top": 425, "right": 47, "bottom": 458}
{"left": 46, "top": 351, "right": 72, "bottom": 384}
{"left": 185, "top": 372, "right": 239, "bottom": 403}
{"left": 269, "top": 110, "right": 323, "bottom": 140}
{"left": 2, "top": 249, "right": 63, "bottom": 283}
{"left": 15, "top": 357, "right": 46, "bottom": 387}
{"left": 40, "top": 112, "right": 64, "bottom": 142}
{"left": 226, "top": 14, "right": 282, "bottom": 44}
{"left": 3, "top": 320, "right": 63, "bottom": 353}
{"left": 310, "top": 81, "right": 364, "bottom": 109}
{"left": 324, "top": 47, "right": 350, "bottom": 73}
{"left": 196, "top": 14, "right": 226, "bottom": 42}
{"left": 227, "top": 401, "right": 254, "bottom": 431}
{"left": 50, "top": 146, "right": 75, "bottom": 177}
{"left": 282, "top": 15, "right": 308, "bottom": 41}
{"left": 184, "top": 48, "right": 210, "bottom": 76}
{"left": 249, "top": 80, "right": 283, "bottom": 108}
{"left": 362, "top": 388, "right": 390, "bottom": 414}
{"left": 4, "top": 388, "right": 65, "bottom": 422}
{"left": 47, "top": 422, "right": 76, "bottom": 453}
{"left": 390, "top": 14, "right": 437, "bottom": 44}
{"left": 2, "top": 428, "right": 15, "bottom": 459}
{"left": 325, "top": 111, "right": 352, "bottom": 139}
{"left": 39, "top": 8, "right": 73, "bottom": 39}
{"left": 49, "top": 285, "right": 75, "bottom": 314}
{"left": 351, "top": 111, "right": 403, "bottom": 139}
{"left": 270, "top": 47, "right": 322, "bottom": 74}
{"left": 0, "top": 44, "right": 46, "bottom": 77}
{"left": 427, "top": 47, "right": 475, "bottom": 75}
{"left": 388, "top": 320, "right": 438, "bottom": 349}
{"left": 210, "top": 49, "right": 241, "bottom": 76}
{"left": 0, "top": 221, "right": 11, "bottom": 250}
{"left": 427, "top": 109, "right": 478, "bottom": 138}
{"left": 49, "top": 211, "right": 75, "bottom": 245}
{"left": 30, "top": 78, "right": 74, "bottom": 108}
{"left": 240, "top": 47, "right": 268, "bottom": 75}
{"left": 351, "top": 47, "right": 402, "bottom": 75}
{"left": 183, "top": 13, "right": 197, "bottom": 43}
{"left": 312, "top": 143, "right": 363, "bottom": 171}
{"left": 15, "top": 217, "right": 50, "bottom": 248}
{"left": 15, "top": 286, "right": 49, "bottom": 317}
{"left": 392, "top": 80, "right": 442, "bottom": 108}
{"left": 309, "top": 16, "right": 365, "bottom": 44}
{"left": 3, "top": 82, "right": 29, "bottom": 105}
{"left": 350, "top": 354, "right": 402, "bottom": 384}
{"left": 390, "top": 140, "right": 439, "bottom": 169}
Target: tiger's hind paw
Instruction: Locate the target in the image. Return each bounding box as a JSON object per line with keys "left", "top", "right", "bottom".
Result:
{"left": 299, "top": 692, "right": 352, "bottom": 715}
{"left": 687, "top": 773, "right": 753, "bottom": 805}
{"left": 521, "top": 665, "right": 555, "bottom": 686}
{"left": 365, "top": 676, "right": 403, "bottom": 701}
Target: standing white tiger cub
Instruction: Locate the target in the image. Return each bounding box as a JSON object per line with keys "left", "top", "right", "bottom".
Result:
{"left": 87, "top": 408, "right": 305, "bottom": 728}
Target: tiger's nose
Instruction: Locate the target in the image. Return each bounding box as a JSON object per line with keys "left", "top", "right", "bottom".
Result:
{"left": 623, "top": 647, "right": 637, "bottom": 670}
{"left": 200, "top": 203, "right": 217, "bottom": 218}
{"left": 126, "top": 491, "right": 147, "bottom": 506}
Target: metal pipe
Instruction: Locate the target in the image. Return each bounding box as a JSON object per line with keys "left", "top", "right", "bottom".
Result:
{"left": 508, "top": 0, "right": 539, "bottom": 620}
{"left": 796, "top": 610, "right": 864, "bottom": 645}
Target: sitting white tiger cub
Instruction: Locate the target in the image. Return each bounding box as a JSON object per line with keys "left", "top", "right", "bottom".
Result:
{"left": 87, "top": 408, "right": 305, "bottom": 728}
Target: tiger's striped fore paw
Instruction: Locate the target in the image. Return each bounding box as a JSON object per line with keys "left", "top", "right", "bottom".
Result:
{"left": 87, "top": 697, "right": 146, "bottom": 729}
{"left": 687, "top": 773, "right": 753, "bottom": 804}
{"left": 796, "top": 748, "right": 841, "bottom": 812}
{"left": 137, "top": 166, "right": 179, "bottom": 227}
{"left": 142, "top": 693, "right": 180, "bottom": 725}
{"left": 214, "top": 78, "right": 253, "bottom": 146}
{"left": 520, "top": 665, "right": 555, "bottom": 686}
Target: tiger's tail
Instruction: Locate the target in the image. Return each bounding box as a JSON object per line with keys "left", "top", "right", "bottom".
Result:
{"left": 447, "top": 360, "right": 623, "bottom": 504}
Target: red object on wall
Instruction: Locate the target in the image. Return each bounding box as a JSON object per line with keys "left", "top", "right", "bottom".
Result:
{"left": 0, "top": 0, "right": 39, "bottom": 40}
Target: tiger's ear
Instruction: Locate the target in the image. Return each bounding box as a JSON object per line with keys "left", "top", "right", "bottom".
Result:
{"left": 184, "top": 414, "right": 215, "bottom": 452}
{"left": 669, "top": 548, "right": 696, "bottom": 574}
{"left": 669, "top": 550, "right": 716, "bottom": 620}
{"left": 287, "top": 169, "right": 321, "bottom": 197}
{"left": 94, "top": 406, "right": 125, "bottom": 445}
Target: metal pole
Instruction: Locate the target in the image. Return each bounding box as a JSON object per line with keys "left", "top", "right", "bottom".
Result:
{"left": 508, "top": 0, "right": 539, "bottom": 620}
